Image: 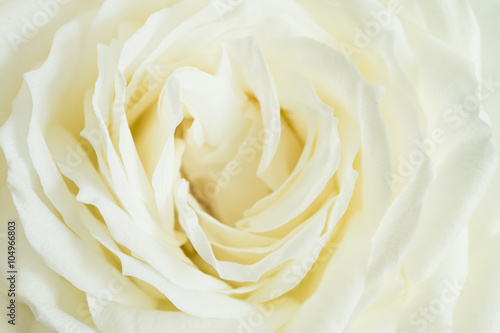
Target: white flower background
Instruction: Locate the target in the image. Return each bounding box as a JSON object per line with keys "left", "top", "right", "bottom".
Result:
{"left": 0, "top": 0, "right": 500, "bottom": 332}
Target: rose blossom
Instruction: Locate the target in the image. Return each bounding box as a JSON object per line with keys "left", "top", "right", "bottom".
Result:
{"left": 1, "top": 0, "right": 499, "bottom": 332}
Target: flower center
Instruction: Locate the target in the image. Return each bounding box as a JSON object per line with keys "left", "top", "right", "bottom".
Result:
{"left": 177, "top": 99, "right": 303, "bottom": 227}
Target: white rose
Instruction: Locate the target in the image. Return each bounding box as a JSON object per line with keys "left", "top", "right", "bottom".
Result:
{"left": 1, "top": 0, "right": 499, "bottom": 332}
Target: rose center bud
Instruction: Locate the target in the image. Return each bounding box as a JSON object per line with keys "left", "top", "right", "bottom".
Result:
{"left": 130, "top": 63, "right": 304, "bottom": 228}
{"left": 178, "top": 94, "right": 303, "bottom": 227}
